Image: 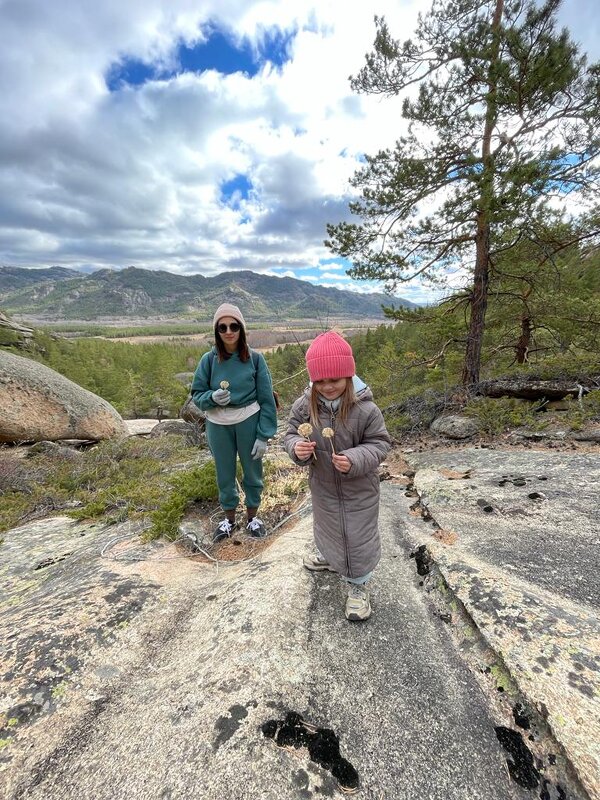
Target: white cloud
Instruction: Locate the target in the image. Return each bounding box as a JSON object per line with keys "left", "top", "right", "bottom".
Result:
{"left": 0, "top": 0, "right": 597, "bottom": 301}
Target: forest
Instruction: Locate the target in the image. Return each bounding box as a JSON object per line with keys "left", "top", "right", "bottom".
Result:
{"left": 7, "top": 233, "right": 599, "bottom": 436}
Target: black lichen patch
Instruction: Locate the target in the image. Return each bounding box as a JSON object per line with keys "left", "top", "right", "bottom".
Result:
{"left": 495, "top": 726, "right": 540, "bottom": 789}
{"left": 410, "top": 545, "right": 431, "bottom": 576}
{"left": 262, "top": 711, "right": 359, "bottom": 793}
{"left": 213, "top": 703, "right": 248, "bottom": 751}
{"left": 512, "top": 702, "right": 531, "bottom": 730}
{"left": 34, "top": 553, "right": 73, "bottom": 571}
{"left": 262, "top": 719, "right": 278, "bottom": 739}
{"left": 540, "top": 778, "right": 568, "bottom": 800}
{"left": 567, "top": 670, "right": 595, "bottom": 699}
{"left": 292, "top": 769, "right": 310, "bottom": 789}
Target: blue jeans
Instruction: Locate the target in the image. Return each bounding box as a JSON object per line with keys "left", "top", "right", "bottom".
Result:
{"left": 315, "top": 549, "right": 372, "bottom": 584}
{"left": 345, "top": 572, "right": 372, "bottom": 585}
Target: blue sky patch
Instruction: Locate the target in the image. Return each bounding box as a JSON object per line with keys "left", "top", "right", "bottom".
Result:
{"left": 179, "top": 29, "right": 257, "bottom": 77}
{"left": 106, "top": 60, "right": 155, "bottom": 91}
{"left": 106, "top": 24, "right": 295, "bottom": 90}
{"left": 221, "top": 174, "right": 252, "bottom": 208}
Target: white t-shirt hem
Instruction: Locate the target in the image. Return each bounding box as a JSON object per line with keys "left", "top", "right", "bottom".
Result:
{"left": 204, "top": 402, "right": 260, "bottom": 425}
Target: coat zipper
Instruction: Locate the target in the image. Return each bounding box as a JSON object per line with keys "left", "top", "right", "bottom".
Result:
{"left": 328, "top": 407, "right": 351, "bottom": 576}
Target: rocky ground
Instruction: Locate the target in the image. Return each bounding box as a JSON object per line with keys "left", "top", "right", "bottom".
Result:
{"left": 0, "top": 422, "right": 598, "bottom": 800}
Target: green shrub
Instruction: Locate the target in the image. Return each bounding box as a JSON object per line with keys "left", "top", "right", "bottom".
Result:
{"left": 0, "top": 437, "right": 202, "bottom": 534}
{"left": 464, "top": 397, "right": 541, "bottom": 435}
{"left": 583, "top": 390, "right": 600, "bottom": 420}
{"left": 511, "top": 353, "right": 600, "bottom": 382}
{"left": 383, "top": 412, "right": 413, "bottom": 437}
{"left": 146, "top": 461, "right": 219, "bottom": 541}
{"left": 0, "top": 329, "right": 21, "bottom": 346}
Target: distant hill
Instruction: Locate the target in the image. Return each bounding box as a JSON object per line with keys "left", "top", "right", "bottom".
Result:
{"left": 0, "top": 266, "right": 417, "bottom": 321}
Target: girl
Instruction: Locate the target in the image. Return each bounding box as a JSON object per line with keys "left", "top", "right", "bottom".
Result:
{"left": 192, "top": 303, "right": 277, "bottom": 542}
{"left": 284, "top": 331, "right": 391, "bottom": 621}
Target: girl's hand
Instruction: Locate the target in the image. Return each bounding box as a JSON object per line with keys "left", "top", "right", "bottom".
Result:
{"left": 294, "top": 440, "right": 316, "bottom": 461}
{"left": 332, "top": 453, "right": 351, "bottom": 473}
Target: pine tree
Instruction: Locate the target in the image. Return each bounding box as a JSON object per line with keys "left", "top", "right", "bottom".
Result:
{"left": 326, "top": 0, "right": 600, "bottom": 386}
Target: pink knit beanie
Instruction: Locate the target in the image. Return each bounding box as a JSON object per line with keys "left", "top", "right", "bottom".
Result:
{"left": 305, "top": 331, "right": 356, "bottom": 382}
{"left": 213, "top": 303, "right": 246, "bottom": 328}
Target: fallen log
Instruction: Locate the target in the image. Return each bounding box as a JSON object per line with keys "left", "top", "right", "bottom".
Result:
{"left": 476, "top": 377, "right": 600, "bottom": 400}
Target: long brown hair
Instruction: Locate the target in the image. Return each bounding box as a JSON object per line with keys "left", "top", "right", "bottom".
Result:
{"left": 214, "top": 323, "right": 250, "bottom": 362}
{"left": 309, "top": 378, "right": 356, "bottom": 428}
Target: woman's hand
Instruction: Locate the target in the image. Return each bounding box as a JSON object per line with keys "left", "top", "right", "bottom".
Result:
{"left": 332, "top": 453, "right": 351, "bottom": 473}
{"left": 294, "top": 440, "right": 316, "bottom": 461}
{"left": 212, "top": 388, "right": 231, "bottom": 406}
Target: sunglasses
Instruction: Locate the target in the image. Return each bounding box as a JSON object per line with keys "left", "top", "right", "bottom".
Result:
{"left": 217, "top": 322, "right": 241, "bottom": 333}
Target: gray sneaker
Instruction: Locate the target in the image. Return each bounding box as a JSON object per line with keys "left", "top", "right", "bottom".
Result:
{"left": 345, "top": 584, "right": 371, "bottom": 621}
{"left": 303, "top": 554, "right": 335, "bottom": 572}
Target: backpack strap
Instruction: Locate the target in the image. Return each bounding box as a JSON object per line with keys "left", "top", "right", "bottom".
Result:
{"left": 250, "top": 349, "right": 280, "bottom": 411}
{"left": 207, "top": 348, "right": 216, "bottom": 384}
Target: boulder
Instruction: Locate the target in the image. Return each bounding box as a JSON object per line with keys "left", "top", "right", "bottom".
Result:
{"left": 149, "top": 419, "right": 204, "bottom": 446}
{"left": 174, "top": 372, "right": 195, "bottom": 386}
{"left": 25, "top": 440, "right": 84, "bottom": 460}
{"left": 430, "top": 414, "right": 479, "bottom": 439}
{"left": 0, "top": 350, "right": 127, "bottom": 443}
{"left": 0, "top": 310, "right": 33, "bottom": 338}
{"left": 477, "top": 376, "right": 600, "bottom": 400}
{"left": 124, "top": 419, "right": 160, "bottom": 436}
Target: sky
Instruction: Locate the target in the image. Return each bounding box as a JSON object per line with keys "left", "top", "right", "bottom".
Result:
{"left": 0, "top": 0, "right": 599, "bottom": 304}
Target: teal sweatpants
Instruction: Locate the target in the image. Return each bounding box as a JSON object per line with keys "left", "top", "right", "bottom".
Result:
{"left": 205, "top": 413, "right": 263, "bottom": 511}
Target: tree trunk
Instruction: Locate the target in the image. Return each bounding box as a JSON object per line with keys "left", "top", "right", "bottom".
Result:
{"left": 462, "top": 217, "right": 491, "bottom": 386}
{"left": 515, "top": 315, "right": 532, "bottom": 364}
{"left": 461, "top": 0, "right": 504, "bottom": 388}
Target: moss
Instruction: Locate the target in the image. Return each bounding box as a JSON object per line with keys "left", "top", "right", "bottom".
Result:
{"left": 50, "top": 681, "right": 67, "bottom": 700}
{"left": 0, "top": 738, "right": 12, "bottom": 751}
{"left": 490, "top": 662, "right": 513, "bottom": 692}
{"left": 51, "top": 682, "right": 68, "bottom": 699}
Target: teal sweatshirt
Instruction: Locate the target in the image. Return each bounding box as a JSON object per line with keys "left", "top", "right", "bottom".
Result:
{"left": 191, "top": 347, "right": 277, "bottom": 441}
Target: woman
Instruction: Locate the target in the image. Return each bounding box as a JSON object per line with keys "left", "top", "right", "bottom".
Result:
{"left": 191, "top": 303, "right": 277, "bottom": 542}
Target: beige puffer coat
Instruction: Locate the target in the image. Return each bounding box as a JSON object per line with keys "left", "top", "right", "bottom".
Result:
{"left": 284, "top": 386, "right": 392, "bottom": 578}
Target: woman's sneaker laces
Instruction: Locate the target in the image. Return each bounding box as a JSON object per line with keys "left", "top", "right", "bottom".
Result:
{"left": 246, "top": 517, "right": 267, "bottom": 538}
{"left": 213, "top": 518, "right": 238, "bottom": 543}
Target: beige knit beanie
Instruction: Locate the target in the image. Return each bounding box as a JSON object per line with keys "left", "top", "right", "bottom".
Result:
{"left": 213, "top": 303, "right": 246, "bottom": 328}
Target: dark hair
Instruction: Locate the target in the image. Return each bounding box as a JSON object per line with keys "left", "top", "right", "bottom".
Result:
{"left": 214, "top": 323, "right": 250, "bottom": 362}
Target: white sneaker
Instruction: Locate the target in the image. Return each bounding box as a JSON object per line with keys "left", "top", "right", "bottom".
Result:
{"left": 345, "top": 584, "right": 371, "bottom": 621}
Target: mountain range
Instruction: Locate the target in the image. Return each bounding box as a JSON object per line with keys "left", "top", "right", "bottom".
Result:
{"left": 0, "top": 266, "right": 416, "bottom": 321}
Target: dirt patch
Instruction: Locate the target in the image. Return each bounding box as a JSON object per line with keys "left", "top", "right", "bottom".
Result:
{"left": 177, "top": 493, "right": 307, "bottom": 565}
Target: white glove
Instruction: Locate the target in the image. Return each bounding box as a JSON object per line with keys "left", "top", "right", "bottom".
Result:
{"left": 212, "top": 388, "right": 231, "bottom": 406}
{"left": 250, "top": 439, "right": 268, "bottom": 460}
